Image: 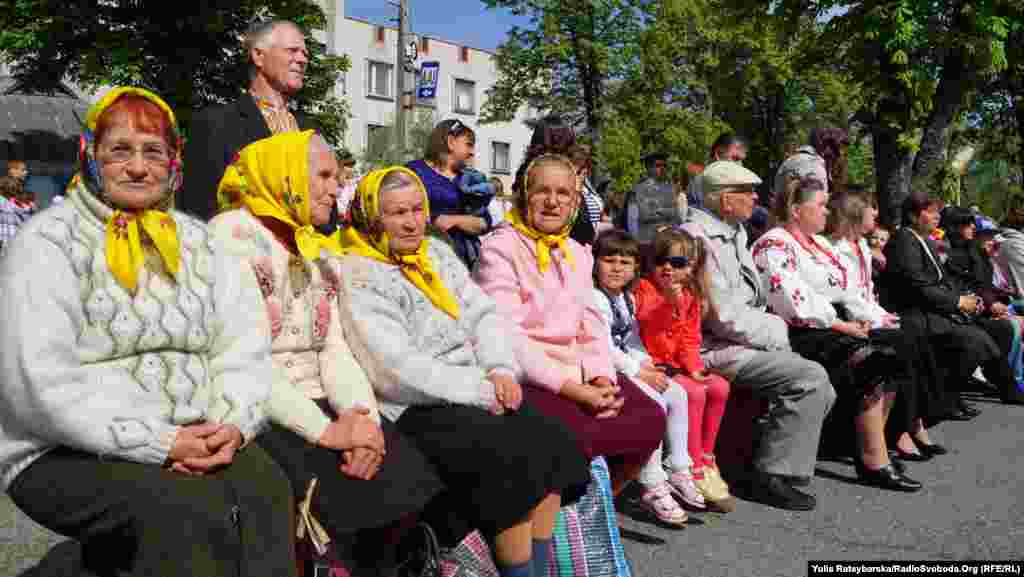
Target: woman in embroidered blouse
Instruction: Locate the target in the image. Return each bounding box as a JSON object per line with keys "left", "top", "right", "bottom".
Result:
{"left": 336, "top": 166, "right": 589, "bottom": 577}
{"left": 406, "top": 119, "right": 492, "bottom": 270}
{"left": 475, "top": 154, "right": 666, "bottom": 497}
{"left": 751, "top": 174, "right": 922, "bottom": 492}
{"left": 828, "top": 193, "right": 950, "bottom": 463}
{"left": 0, "top": 87, "right": 295, "bottom": 576}
{"left": 211, "top": 131, "right": 444, "bottom": 576}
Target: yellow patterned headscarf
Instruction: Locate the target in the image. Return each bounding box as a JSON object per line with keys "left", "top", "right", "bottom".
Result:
{"left": 217, "top": 130, "right": 343, "bottom": 261}
{"left": 340, "top": 166, "right": 460, "bottom": 319}
{"left": 507, "top": 154, "right": 578, "bottom": 273}
{"left": 80, "top": 87, "right": 183, "bottom": 294}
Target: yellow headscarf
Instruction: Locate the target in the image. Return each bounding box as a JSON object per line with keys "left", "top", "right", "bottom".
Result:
{"left": 217, "top": 130, "right": 343, "bottom": 261}
{"left": 82, "top": 87, "right": 183, "bottom": 294}
{"left": 340, "top": 166, "right": 460, "bottom": 319}
{"left": 506, "top": 154, "right": 578, "bottom": 273}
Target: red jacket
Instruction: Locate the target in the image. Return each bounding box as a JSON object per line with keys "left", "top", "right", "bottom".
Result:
{"left": 632, "top": 277, "right": 704, "bottom": 374}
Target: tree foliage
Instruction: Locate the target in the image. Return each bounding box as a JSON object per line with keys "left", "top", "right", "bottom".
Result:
{"left": 0, "top": 0, "right": 350, "bottom": 146}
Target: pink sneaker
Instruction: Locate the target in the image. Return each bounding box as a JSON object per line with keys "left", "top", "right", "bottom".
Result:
{"left": 639, "top": 483, "right": 688, "bottom": 527}
{"left": 668, "top": 470, "right": 706, "bottom": 510}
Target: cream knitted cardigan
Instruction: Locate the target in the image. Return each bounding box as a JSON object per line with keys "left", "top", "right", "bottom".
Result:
{"left": 210, "top": 209, "right": 381, "bottom": 443}
{"left": 0, "top": 184, "right": 272, "bottom": 490}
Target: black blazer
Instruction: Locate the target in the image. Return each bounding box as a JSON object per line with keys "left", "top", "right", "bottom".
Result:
{"left": 881, "top": 227, "right": 962, "bottom": 317}
{"left": 180, "top": 93, "right": 316, "bottom": 221}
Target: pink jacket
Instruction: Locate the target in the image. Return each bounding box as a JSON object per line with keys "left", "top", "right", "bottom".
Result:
{"left": 475, "top": 225, "right": 616, "bottom": 393}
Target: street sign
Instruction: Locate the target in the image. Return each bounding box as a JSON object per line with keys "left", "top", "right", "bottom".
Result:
{"left": 417, "top": 61, "right": 440, "bottom": 100}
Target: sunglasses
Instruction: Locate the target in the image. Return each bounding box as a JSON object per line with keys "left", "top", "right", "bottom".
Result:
{"left": 655, "top": 255, "right": 690, "bottom": 269}
{"left": 448, "top": 119, "right": 465, "bottom": 135}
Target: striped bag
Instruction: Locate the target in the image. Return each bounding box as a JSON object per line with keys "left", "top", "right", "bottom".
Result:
{"left": 545, "top": 457, "right": 632, "bottom": 577}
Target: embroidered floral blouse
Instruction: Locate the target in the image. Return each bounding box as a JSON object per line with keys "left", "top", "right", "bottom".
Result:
{"left": 752, "top": 227, "right": 876, "bottom": 329}
{"left": 211, "top": 209, "right": 381, "bottom": 444}
{"left": 832, "top": 237, "right": 890, "bottom": 326}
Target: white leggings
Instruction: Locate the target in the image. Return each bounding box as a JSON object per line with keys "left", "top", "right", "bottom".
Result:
{"left": 630, "top": 375, "right": 691, "bottom": 488}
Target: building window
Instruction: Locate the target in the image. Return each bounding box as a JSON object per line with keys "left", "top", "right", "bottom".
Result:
{"left": 367, "top": 61, "right": 393, "bottom": 100}
{"left": 366, "top": 124, "right": 390, "bottom": 158}
{"left": 376, "top": 26, "right": 386, "bottom": 44}
{"left": 453, "top": 78, "right": 475, "bottom": 114}
{"left": 460, "top": 46, "right": 469, "bottom": 63}
{"left": 491, "top": 142, "right": 511, "bottom": 174}
{"left": 420, "top": 37, "right": 430, "bottom": 55}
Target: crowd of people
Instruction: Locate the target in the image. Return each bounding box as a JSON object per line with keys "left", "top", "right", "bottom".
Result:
{"left": 1, "top": 17, "right": 1023, "bottom": 577}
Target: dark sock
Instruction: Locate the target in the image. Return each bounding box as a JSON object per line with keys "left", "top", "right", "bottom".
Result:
{"left": 499, "top": 561, "right": 532, "bottom": 577}
{"left": 532, "top": 539, "right": 552, "bottom": 577}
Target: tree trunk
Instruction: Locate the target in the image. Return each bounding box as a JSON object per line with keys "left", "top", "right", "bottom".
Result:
{"left": 912, "top": 48, "right": 971, "bottom": 184}
{"left": 873, "top": 122, "right": 914, "bottom": 226}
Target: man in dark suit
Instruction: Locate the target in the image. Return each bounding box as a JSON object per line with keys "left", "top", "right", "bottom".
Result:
{"left": 181, "top": 19, "right": 317, "bottom": 221}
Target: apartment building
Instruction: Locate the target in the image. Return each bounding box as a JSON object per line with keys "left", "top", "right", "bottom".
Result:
{"left": 321, "top": 0, "right": 533, "bottom": 188}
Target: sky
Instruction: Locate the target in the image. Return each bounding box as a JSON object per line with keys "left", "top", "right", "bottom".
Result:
{"left": 344, "top": 0, "right": 528, "bottom": 52}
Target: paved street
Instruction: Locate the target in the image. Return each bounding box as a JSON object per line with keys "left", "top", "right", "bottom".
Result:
{"left": 619, "top": 392, "right": 1024, "bottom": 577}
{"left": 2, "top": 392, "right": 1021, "bottom": 577}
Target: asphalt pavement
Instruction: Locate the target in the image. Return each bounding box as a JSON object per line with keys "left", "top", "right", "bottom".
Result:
{"left": 2, "top": 391, "right": 1021, "bottom": 577}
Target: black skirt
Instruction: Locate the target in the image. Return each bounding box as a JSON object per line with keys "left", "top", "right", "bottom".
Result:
{"left": 789, "top": 327, "right": 900, "bottom": 404}
{"left": 258, "top": 398, "right": 444, "bottom": 536}
{"left": 396, "top": 402, "right": 590, "bottom": 542}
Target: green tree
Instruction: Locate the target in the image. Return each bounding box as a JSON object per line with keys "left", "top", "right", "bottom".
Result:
{"left": 0, "top": 0, "right": 350, "bottom": 146}
{"left": 480, "top": 0, "right": 650, "bottom": 142}
{"left": 359, "top": 109, "right": 437, "bottom": 170}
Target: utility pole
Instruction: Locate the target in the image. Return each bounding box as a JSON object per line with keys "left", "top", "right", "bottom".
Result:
{"left": 392, "top": 0, "right": 412, "bottom": 156}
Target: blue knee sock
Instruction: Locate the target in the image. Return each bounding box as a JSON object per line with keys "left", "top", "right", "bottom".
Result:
{"left": 499, "top": 561, "right": 532, "bottom": 577}
{"left": 532, "top": 538, "right": 552, "bottom": 577}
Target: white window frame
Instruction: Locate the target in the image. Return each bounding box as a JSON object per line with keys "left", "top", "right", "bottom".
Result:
{"left": 491, "top": 141, "right": 511, "bottom": 175}
{"left": 366, "top": 60, "right": 394, "bottom": 100}
{"left": 452, "top": 77, "right": 476, "bottom": 115}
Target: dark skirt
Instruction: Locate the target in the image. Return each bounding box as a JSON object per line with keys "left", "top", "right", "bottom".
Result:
{"left": 396, "top": 402, "right": 590, "bottom": 542}
{"left": 258, "top": 398, "right": 444, "bottom": 535}
{"left": 789, "top": 327, "right": 900, "bottom": 405}
{"left": 523, "top": 374, "right": 667, "bottom": 468}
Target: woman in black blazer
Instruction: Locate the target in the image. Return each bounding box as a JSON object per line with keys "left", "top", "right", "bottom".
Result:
{"left": 881, "top": 192, "right": 1004, "bottom": 426}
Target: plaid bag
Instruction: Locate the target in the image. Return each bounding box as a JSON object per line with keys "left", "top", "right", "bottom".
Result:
{"left": 398, "top": 523, "right": 499, "bottom": 577}
{"left": 545, "top": 457, "right": 632, "bottom": 577}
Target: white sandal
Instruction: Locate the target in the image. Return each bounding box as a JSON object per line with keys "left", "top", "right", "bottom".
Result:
{"left": 640, "top": 483, "right": 688, "bottom": 526}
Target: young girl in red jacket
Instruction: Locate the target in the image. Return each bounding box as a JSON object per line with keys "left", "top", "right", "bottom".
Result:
{"left": 633, "top": 227, "right": 735, "bottom": 512}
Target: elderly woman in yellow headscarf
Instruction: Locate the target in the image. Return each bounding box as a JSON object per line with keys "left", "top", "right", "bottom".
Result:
{"left": 0, "top": 87, "right": 296, "bottom": 576}
{"left": 335, "top": 165, "right": 590, "bottom": 577}
{"left": 210, "top": 131, "right": 443, "bottom": 577}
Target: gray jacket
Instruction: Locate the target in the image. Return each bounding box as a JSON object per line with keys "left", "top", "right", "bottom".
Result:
{"left": 681, "top": 208, "right": 791, "bottom": 370}
{"left": 626, "top": 176, "right": 679, "bottom": 243}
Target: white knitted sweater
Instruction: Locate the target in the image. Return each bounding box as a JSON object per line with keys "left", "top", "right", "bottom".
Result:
{"left": 0, "top": 184, "right": 272, "bottom": 490}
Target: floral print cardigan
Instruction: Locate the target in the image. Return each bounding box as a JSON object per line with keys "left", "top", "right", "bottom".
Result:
{"left": 211, "top": 209, "right": 381, "bottom": 444}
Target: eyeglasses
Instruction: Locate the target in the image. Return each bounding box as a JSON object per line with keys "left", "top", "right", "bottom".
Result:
{"left": 655, "top": 255, "right": 690, "bottom": 269}
{"left": 102, "top": 144, "right": 171, "bottom": 166}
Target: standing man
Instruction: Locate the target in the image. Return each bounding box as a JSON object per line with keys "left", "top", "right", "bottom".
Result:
{"left": 181, "top": 19, "right": 317, "bottom": 221}
{"left": 682, "top": 161, "right": 836, "bottom": 511}
{"left": 620, "top": 152, "right": 677, "bottom": 245}
{"left": 687, "top": 133, "right": 748, "bottom": 211}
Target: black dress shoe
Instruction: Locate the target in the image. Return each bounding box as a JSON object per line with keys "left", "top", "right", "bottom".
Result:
{"left": 893, "top": 448, "right": 932, "bottom": 462}
{"left": 958, "top": 402, "right": 982, "bottom": 419}
{"left": 912, "top": 439, "right": 949, "bottom": 457}
{"left": 746, "top": 474, "right": 817, "bottom": 511}
{"left": 855, "top": 462, "right": 923, "bottom": 492}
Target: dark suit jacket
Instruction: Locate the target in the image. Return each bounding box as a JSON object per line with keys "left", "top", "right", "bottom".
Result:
{"left": 180, "top": 93, "right": 316, "bottom": 221}
{"left": 881, "top": 227, "right": 962, "bottom": 318}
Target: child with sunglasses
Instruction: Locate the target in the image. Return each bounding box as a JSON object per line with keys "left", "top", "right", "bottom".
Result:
{"left": 633, "top": 228, "right": 735, "bottom": 512}
{"left": 592, "top": 230, "right": 699, "bottom": 526}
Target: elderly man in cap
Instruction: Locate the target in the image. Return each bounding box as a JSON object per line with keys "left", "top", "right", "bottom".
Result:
{"left": 682, "top": 161, "right": 836, "bottom": 511}
{"left": 621, "top": 152, "right": 678, "bottom": 244}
